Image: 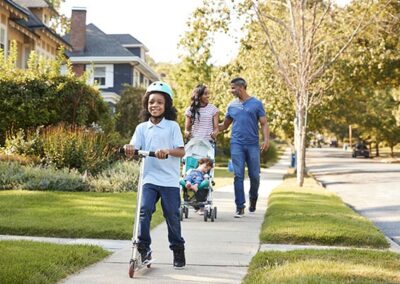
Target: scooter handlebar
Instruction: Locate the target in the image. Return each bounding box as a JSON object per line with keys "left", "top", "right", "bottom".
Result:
{"left": 119, "top": 148, "right": 166, "bottom": 158}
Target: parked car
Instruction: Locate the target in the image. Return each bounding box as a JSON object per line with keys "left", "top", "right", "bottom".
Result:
{"left": 352, "top": 143, "right": 369, "bottom": 158}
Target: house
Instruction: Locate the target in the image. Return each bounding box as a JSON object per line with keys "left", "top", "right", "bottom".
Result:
{"left": 63, "top": 8, "right": 159, "bottom": 112}
{"left": 0, "top": 0, "right": 71, "bottom": 68}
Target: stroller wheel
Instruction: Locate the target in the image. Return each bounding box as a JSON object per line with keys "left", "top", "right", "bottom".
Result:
{"left": 179, "top": 207, "right": 183, "bottom": 221}
{"left": 214, "top": 207, "right": 217, "bottom": 219}
{"left": 184, "top": 207, "right": 189, "bottom": 218}
{"left": 204, "top": 209, "right": 208, "bottom": 222}
{"left": 210, "top": 208, "right": 215, "bottom": 222}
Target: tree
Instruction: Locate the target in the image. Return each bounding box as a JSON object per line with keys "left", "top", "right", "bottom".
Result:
{"left": 115, "top": 85, "right": 145, "bottom": 139}
{"left": 319, "top": 0, "right": 400, "bottom": 153}
{"left": 171, "top": 0, "right": 230, "bottom": 127}
{"left": 238, "top": 0, "right": 390, "bottom": 186}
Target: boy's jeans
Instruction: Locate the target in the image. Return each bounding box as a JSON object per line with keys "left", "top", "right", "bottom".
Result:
{"left": 230, "top": 143, "right": 261, "bottom": 209}
{"left": 138, "top": 183, "right": 185, "bottom": 250}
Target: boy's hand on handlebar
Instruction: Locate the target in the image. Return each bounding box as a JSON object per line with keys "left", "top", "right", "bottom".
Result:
{"left": 155, "top": 149, "right": 169, "bottom": 159}
{"left": 123, "top": 144, "right": 135, "bottom": 157}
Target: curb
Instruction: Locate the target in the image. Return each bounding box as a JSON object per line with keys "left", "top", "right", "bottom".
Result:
{"left": 259, "top": 242, "right": 400, "bottom": 254}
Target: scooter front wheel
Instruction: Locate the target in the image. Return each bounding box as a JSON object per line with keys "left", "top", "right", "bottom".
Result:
{"left": 128, "top": 260, "right": 135, "bottom": 278}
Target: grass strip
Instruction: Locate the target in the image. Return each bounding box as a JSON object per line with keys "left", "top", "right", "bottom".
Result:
{"left": 0, "top": 190, "right": 163, "bottom": 239}
{"left": 0, "top": 240, "right": 109, "bottom": 284}
{"left": 260, "top": 176, "right": 389, "bottom": 248}
{"left": 243, "top": 249, "right": 400, "bottom": 284}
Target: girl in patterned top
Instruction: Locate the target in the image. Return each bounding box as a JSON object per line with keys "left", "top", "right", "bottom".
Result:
{"left": 184, "top": 84, "right": 219, "bottom": 141}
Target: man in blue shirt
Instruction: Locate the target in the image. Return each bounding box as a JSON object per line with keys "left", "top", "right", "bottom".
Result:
{"left": 219, "top": 77, "right": 270, "bottom": 218}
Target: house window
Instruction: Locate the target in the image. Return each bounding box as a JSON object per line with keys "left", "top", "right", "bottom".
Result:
{"left": 0, "top": 24, "right": 6, "bottom": 53}
{"left": 87, "top": 64, "right": 114, "bottom": 88}
{"left": 143, "top": 77, "right": 149, "bottom": 87}
{"left": 94, "top": 67, "right": 106, "bottom": 86}
{"left": 133, "top": 69, "right": 140, "bottom": 87}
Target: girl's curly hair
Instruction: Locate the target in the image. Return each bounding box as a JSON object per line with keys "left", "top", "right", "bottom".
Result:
{"left": 189, "top": 84, "right": 207, "bottom": 124}
{"left": 140, "top": 92, "right": 177, "bottom": 121}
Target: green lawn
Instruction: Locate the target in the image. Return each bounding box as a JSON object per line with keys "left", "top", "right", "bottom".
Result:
{"left": 245, "top": 175, "right": 396, "bottom": 283}
{"left": 260, "top": 175, "right": 389, "bottom": 248}
{"left": 213, "top": 167, "right": 236, "bottom": 188}
{"left": 0, "top": 190, "right": 163, "bottom": 239}
{"left": 0, "top": 240, "right": 109, "bottom": 284}
{"left": 243, "top": 249, "right": 400, "bottom": 284}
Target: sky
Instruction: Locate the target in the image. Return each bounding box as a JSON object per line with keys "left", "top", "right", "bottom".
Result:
{"left": 60, "top": 0, "right": 350, "bottom": 66}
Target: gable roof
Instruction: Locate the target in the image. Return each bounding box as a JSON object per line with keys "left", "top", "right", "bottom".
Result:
{"left": 64, "top": 23, "right": 134, "bottom": 57}
{"left": 13, "top": 0, "right": 58, "bottom": 15}
{"left": 109, "top": 34, "right": 149, "bottom": 52}
{"left": 3, "top": 0, "right": 30, "bottom": 19}
{"left": 13, "top": 4, "right": 71, "bottom": 48}
{"left": 14, "top": 0, "right": 50, "bottom": 8}
{"left": 108, "top": 34, "right": 142, "bottom": 45}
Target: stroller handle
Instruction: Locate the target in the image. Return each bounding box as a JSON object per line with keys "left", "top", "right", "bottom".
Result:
{"left": 119, "top": 148, "right": 165, "bottom": 158}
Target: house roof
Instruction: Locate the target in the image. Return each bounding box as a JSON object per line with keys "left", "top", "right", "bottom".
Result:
{"left": 109, "top": 34, "right": 149, "bottom": 52}
{"left": 64, "top": 23, "right": 134, "bottom": 57}
{"left": 13, "top": 0, "right": 58, "bottom": 15}
{"left": 3, "top": 0, "right": 30, "bottom": 19}
{"left": 108, "top": 34, "right": 142, "bottom": 45}
{"left": 13, "top": 0, "right": 49, "bottom": 8}
{"left": 13, "top": 4, "right": 71, "bottom": 48}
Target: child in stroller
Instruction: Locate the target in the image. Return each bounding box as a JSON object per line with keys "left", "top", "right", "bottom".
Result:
{"left": 184, "top": 157, "right": 213, "bottom": 192}
{"left": 179, "top": 138, "right": 217, "bottom": 222}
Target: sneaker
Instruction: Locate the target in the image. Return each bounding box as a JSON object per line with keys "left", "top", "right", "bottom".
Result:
{"left": 234, "top": 207, "right": 245, "bottom": 218}
{"left": 249, "top": 199, "right": 257, "bottom": 213}
{"left": 173, "top": 247, "right": 186, "bottom": 269}
{"left": 138, "top": 245, "right": 152, "bottom": 264}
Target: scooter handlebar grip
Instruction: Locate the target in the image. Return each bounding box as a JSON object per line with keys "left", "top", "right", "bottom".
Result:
{"left": 119, "top": 148, "right": 167, "bottom": 158}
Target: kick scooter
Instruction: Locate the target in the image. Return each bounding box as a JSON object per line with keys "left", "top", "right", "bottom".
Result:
{"left": 121, "top": 148, "right": 161, "bottom": 278}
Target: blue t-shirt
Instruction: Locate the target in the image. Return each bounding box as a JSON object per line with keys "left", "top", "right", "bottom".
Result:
{"left": 130, "top": 118, "right": 184, "bottom": 187}
{"left": 226, "top": 97, "right": 266, "bottom": 145}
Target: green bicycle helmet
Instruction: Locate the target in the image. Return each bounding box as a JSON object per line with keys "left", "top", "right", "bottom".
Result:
{"left": 146, "top": 81, "right": 174, "bottom": 99}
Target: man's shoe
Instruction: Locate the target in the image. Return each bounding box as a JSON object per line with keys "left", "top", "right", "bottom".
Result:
{"left": 138, "top": 245, "right": 152, "bottom": 264}
{"left": 249, "top": 199, "right": 257, "bottom": 213}
{"left": 173, "top": 247, "right": 186, "bottom": 269}
{"left": 234, "top": 207, "right": 245, "bottom": 218}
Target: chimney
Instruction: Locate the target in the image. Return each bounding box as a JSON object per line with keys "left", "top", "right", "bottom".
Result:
{"left": 70, "top": 7, "right": 86, "bottom": 52}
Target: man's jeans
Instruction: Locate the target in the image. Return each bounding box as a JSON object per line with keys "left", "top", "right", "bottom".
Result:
{"left": 230, "top": 143, "right": 261, "bottom": 209}
{"left": 139, "top": 183, "right": 185, "bottom": 250}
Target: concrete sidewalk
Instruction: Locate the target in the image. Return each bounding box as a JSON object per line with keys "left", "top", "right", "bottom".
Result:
{"left": 55, "top": 150, "right": 290, "bottom": 284}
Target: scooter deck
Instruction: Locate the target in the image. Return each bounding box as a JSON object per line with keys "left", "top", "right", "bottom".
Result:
{"left": 133, "top": 258, "right": 155, "bottom": 272}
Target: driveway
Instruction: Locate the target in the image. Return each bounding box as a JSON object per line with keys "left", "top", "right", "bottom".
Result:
{"left": 306, "top": 148, "right": 400, "bottom": 245}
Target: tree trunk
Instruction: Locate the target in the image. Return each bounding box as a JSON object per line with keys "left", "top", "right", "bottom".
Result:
{"left": 375, "top": 141, "right": 380, "bottom": 157}
{"left": 390, "top": 145, "right": 394, "bottom": 157}
{"left": 296, "top": 106, "right": 306, "bottom": 186}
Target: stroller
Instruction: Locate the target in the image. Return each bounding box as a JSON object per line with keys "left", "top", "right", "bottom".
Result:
{"left": 179, "top": 138, "right": 217, "bottom": 222}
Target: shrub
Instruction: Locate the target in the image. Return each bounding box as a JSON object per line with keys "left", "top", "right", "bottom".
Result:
{"left": 40, "top": 124, "right": 113, "bottom": 174}
{"left": 88, "top": 160, "right": 140, "bottom": 192}
{"left": 115, "top": 85, "right": 145, "bottom": 139}
{"left": 0, "top": 159, "right": 140, "bottom": 193}
{"left": 0, "top": 48, "right": 112, "bottom": 145}
{"left": 261, "top": 140, "right": 278, "bottom": 166}
{"left": 0, "top": 152, "right": 39, "bottom": 166}
{"left": 0, "top": 162, "right": 87, "bottom": 191}
{"left": 5, "top": 125, "right": 116, "bottom": 174}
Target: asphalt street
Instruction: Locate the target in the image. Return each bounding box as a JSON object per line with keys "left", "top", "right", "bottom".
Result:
{"left": 307, "top": 148, "right": 400, "bottom": 245}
